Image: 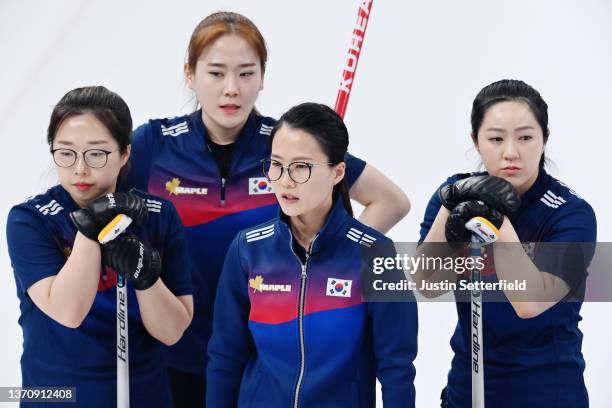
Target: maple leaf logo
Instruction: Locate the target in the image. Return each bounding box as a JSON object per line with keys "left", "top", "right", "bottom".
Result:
{"left": 249, "top": 275, "right": 264, "bottom": 293}
{"left": 165, "top": 178, "right": 181, "bottom": 195}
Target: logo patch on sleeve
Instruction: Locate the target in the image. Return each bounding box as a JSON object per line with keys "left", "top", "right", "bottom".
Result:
{"left": 249, "top": 177, "right": 274, "bottom": 195}
{"left": 326, "top": 278, "right": 352, "bottom": 298}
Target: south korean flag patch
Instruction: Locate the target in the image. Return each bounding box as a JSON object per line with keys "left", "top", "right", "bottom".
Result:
{"left": 326, "top": 278, "right": 352, "bottom": 298}
{"left": 249, "top": 177, "right": 274, "bottom": 195}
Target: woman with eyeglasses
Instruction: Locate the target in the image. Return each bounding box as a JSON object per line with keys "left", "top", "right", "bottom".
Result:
{"left": 127, "top": 11, "right": 411, "bottom": 406}
{"left": 207, "top": 103, "right": 418, "bottom": 407}
{"left": 6, "top": 86, "right": 193, "bottom": 407}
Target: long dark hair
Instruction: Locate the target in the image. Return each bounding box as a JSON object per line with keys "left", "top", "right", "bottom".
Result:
{"left": 270, "top": 102, "right": 353, "bottom": 216}
{"left": 471, "top": 79, "right": 550, "bottom": 168}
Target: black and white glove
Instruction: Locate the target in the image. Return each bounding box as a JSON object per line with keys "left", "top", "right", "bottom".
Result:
{"left": 89, "top": 190, "right": 148, "bottom": 227}
{"left": 70, "top": 191, "right": 148, "bottom": 242}
{"left": 445, "top": 200, "right": 504, "bottom": 245}
{"left": 102, "top": 234, "right": 161, "bottom": 290}
{"left": 438, "top": 175, "right": 521, "bottom": 216}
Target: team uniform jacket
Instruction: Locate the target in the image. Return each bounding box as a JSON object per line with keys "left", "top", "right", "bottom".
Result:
{"left": 128, "top": 110, "right": 367, "bottom": 375}
{"left": 419, "top": 169, "right": 597, "bottom": 408}
{"left": 207, "top": 198, "right": 418, "bottom": 408}
{"left": 6, "top": 186, "right": 192, "bottom": 407}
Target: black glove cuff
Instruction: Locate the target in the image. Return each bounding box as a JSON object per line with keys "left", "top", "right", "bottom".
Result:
{"left": 445, "top": 214, "right": 471, "bottom": 249}
{"left": 134, "top": 249, "right": 161, "bottom": 291}
{"left": 70, "top": 209, "right": 99, "bottom": 242}
{"left": 437, "top": 185, "right": 456, "bottom": 210}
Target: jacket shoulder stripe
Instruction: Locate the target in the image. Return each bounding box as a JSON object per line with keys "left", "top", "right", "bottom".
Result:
{"left": 346, "top": 234, "right": 359, "bottom": 243}
{"left": 545, "top": 190, "right": 566, "bottom": 203}
{"left": 541, "top": 190, "right": 566, "bottom": 208}
{"left": 38, "top": 200, "right": 59, "bottom": 211}
{"left": 161, "top": 122, "right": 189, "bottom": 137}
{"left": 540, "top": 196, "right": 559, "bottom": 209}
{"left": 35, "top": 200, "right": 64, "bottom": 215}
{"left": 346, "top": 226, "right": 377, "bottom": 247}
{"left": 347, "top": 231, "right": 361, "bottom": 240}
{"left": 162, "top": 129, "right": 189, "bottom": 137}
{"left": 146, "top": 199, "right": 162, "bottom": 213}
{"left": 246, "top": 230, "right": 275, "bottom": 243}
{"left": 259, "top": 123, "right": 273, "bottom": 135}
{"left": 161, "top": 122, "right": 188, "bottom": 131}
{"left": 246, "top": 224, "right": 275, "bottom": 237}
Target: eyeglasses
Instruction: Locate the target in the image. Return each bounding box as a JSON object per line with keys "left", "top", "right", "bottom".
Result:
{"left": 261, "top": 159, "right": 333, "bottom": 184}
{"left": 51, "top": 148, "right": 117, "bottom": 168}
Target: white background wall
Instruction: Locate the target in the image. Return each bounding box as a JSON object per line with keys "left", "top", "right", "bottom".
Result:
{"left": 1, "top": 0, "right": 610, "bottom": 406}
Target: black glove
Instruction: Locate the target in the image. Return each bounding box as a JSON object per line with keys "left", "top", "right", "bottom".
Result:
{"left": 70, "top": 208, "right": 99, "bottom": 241}
{"left": 89, "top": 190, "right": 148, "bottom": 227}
{"left": 445, "top": 200, "right": 504, "bottom": 246}
{"left": 102, "top": 235, "right": 161, "bottom": 290}
{"left": 438, "top": 175, "right": 521, "bottom": 217}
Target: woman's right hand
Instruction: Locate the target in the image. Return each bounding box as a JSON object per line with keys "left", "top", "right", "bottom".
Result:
{"left": 437, "top": 175, "right": 521, "bottom": 216}
{"left": 89, "top": 190, "right": 148, "bottom": 226}
{"left": 70, "top": 191, "right": 148, "bottom": 241}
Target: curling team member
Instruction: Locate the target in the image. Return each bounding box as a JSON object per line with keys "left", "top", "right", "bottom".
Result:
{"left": 6, "top": 87, "right": 193, "bottom": 407}
{"left": 207, "top": 102, "right": 417, "bottom": 407}
{"left": 127, "top": 11, "right": 411, "bottom": 406}
{"left": 417, "top": 79, "right": 596, "bottom": 407}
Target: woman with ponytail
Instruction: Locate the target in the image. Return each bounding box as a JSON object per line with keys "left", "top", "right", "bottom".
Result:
{"left": 207, "top": 103, "right": 418, "bottom": 407}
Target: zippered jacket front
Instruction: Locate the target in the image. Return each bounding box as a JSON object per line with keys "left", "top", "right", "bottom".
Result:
{"left": 128, "top": 110, "right": 367, "bottom": 375}
{"left": 207, "top": 198, "right": 418, "bottom": 407}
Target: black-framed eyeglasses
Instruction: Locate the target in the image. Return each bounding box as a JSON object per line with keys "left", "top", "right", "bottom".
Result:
{"left": 51, "top": 148, "right": 117, "bottom": 168}
{"left": 261, "top": 159, "right": 333, "bottom": 184}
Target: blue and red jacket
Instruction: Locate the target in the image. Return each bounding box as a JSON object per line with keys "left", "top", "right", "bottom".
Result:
{"left": 207, "top": 197, "right": 418, "bottom": 407}
{"left": 128, "top": 110, "right": 366, "bottom": 375}
{"left": 419, "top": 169, "right": 597, "bottom": 407}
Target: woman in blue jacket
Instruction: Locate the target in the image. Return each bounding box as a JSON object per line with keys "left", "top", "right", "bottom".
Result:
{"left": 6, "top": 86, "right": 193, "bottom": 407}
{"left": 207, "top": 102, "right": 418, "bottom": 407}
{"left": 416, "top": 79, "right": 596, "bottom": 407}
{"left": 127, "top": 11, "right": 411, "bottom": 406}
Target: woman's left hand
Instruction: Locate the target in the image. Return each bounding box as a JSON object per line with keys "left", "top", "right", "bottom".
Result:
{"left": 102, "top": 234, "right": 161, "bottom": 290}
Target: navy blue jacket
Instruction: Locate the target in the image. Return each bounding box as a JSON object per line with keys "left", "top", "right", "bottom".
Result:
{"left": 419, "top": 170, "right": 597, "bottom": 408}
{"left": 6, "top": 186, "right": 192, "bottom": 407}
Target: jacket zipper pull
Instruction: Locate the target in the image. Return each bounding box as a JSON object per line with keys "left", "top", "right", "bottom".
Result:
{"left": 220, "top": 177, "right": 226, "bottom": 207}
